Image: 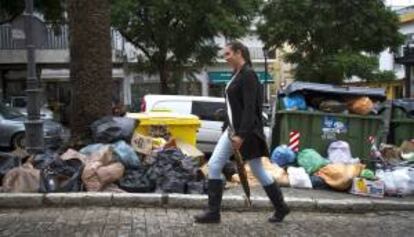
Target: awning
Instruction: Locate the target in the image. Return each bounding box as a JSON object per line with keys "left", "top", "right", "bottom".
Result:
{"left": 208, "top": 71, "right": 273, "bottom": 84}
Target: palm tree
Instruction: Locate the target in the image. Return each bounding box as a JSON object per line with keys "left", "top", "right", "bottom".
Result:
{"left": 67, "top": 0, "right": 112, "bottom": 141}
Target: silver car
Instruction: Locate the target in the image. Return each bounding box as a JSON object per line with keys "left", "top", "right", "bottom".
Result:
{"left": 0, "top": 102, "right": 63, "bottom": 149}
{"left": 9, "top": 96, "right": 54, "bottom": 120}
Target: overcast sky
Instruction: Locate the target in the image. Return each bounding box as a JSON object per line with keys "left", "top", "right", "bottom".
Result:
{"left": 386, "top": 0, "right": 414, "bottom": 7}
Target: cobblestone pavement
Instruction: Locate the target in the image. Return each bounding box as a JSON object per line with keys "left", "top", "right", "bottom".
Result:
{"left": 0, "top": 208, "right": 413, "bottom": 237}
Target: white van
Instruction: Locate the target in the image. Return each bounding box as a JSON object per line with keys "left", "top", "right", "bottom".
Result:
{"left": 140, "top": 94, "right": 270, "bottom": 154}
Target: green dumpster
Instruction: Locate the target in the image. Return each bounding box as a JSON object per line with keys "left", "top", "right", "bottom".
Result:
{"left": 271, "top": 81, "right": 387, "bottom": 163}
{"left": 389, "top": 99, "right": 414, "bottom": 146}
{"left": 272, "top": 110, "right": 383, "bottom": 160}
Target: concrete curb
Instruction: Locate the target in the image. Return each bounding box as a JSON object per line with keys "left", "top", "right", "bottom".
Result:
{"left": 0, "top": 193, "right": 413, "bottom": 212}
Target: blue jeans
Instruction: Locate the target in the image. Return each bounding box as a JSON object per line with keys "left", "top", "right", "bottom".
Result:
{"left": 208, "top": 129, "right": 273, "bottom": 186}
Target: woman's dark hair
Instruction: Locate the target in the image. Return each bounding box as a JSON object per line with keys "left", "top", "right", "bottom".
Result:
{"left": 226, "top": 41, "right": 252, "bottom": 67}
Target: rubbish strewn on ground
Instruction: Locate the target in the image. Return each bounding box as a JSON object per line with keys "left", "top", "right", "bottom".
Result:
{"left": 0, "top": 82, "right": 413, "bottom": 199}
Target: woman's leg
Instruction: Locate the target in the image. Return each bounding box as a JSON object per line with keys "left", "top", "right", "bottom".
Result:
{"left": 195, "top": 130, "right": 233, "bottom": 223}
{"left": 248, "top": 158, "right": 290, "bottom": 223}
{"left": 247, "top": 158, "right": 273, "bottom": 186}
{"left": 208, "top": 129, "right": 234, "bottom": 180}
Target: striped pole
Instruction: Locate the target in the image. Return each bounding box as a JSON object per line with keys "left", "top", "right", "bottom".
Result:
{"left": 289, "top": 130, "right": 300, "bottom": 152}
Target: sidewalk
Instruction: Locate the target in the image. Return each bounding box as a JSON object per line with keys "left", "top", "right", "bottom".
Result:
{"left": 1, "top": 185, "right": 414, "bottom": 213}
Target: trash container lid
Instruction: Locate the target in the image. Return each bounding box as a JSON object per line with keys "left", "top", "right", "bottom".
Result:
{"left": 281, "top": 81, "right": 386, "bottom": 100}
{"left": 126, "top": 112, "right": 201, "bottom": 125}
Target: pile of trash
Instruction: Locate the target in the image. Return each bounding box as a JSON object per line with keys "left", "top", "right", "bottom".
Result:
{"left": 262, "top": 139, "right": 414, "bottom": 198}
{"left": 280, "top": 82, "right": 386, "bottom": 115}
{"left": 0, "top": 116, "right": 206, "bottom": 194}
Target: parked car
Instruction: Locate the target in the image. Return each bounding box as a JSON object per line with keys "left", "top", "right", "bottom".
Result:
{"left": 8, "top": 96, "right": 54, "bottom": 120}
{"left": 0, "top": 102, "right": 64, "bottom": 149}
{"left": 140, "top": 94, "right": 270, "bottom": 154}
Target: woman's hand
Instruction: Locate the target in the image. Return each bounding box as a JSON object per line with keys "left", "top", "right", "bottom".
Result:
{"left": 231, "top": 135, "right": 244, "bottom": 151}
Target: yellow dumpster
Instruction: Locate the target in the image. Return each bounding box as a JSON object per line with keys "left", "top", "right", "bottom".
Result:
{"left": 126, "top": 112, "right": 200, "bottom": 146}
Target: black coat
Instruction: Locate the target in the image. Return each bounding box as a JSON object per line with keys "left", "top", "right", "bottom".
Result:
{"left": 224, "top": 64, "right": 269, "bottom": 160}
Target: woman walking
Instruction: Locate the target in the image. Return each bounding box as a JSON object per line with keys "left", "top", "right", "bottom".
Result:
{"left": 194, "top": 41, "right": 290, "bottom": 224}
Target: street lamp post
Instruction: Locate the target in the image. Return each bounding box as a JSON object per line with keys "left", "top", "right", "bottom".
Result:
{"left": 24, "top": 0, "right": 44, "bottom": 154}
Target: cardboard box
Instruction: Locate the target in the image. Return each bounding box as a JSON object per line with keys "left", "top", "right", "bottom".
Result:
{"left": 131, "top": 132, "right": 153, "bottom": 155}
{"left": 350, "top": 177, "right": 384, "bottom": 198}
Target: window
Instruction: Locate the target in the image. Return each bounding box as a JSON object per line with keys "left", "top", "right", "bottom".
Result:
{"left": 191, "top": 101, "right": 225, "bottom": 121}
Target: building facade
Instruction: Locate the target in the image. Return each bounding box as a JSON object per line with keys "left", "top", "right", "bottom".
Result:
{"left": 0, "top": 15, "right": 127, "bottom": 123}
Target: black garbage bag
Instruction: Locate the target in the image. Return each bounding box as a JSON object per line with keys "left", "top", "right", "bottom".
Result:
{"left": 161, "top": 178, "right": 186, "bottom": 193}
{"left": 39, "top": 157, "right": 84, "bottom": 193}
{"left": 32, "top": 151, "right": 59, "bottom": 170}
{"left": 146, "top": 148, "right": 200, "bottom": 193}
{"left": 223, "top": 160, "right": 237, "bottom": 181}
{"left": 186, "top": 180, "right": 207, "bottom": 194}
{"left": 393, "top": 98, "right": 414, "bottom": 118}
{"left": 0, "top": 152, "right": 21, "bottom": 185}
{"left": 319, "top": 100, "right": 347, "bottom": 113}
{"left": 90, "top": 116, "right": 123, "bottom": 143}
{"left": 113, "top": 117, "right": 138, "bottom": 142}
{"left": 310, "top": 175, "right": 331, "bottom": 190}
{"left": 118, "top": 167, "right": 156, "bottom": 193}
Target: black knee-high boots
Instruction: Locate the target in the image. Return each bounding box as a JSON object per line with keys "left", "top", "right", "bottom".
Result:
{"left": 194, "top": 179, "right": 223, "bottom": 223}
{"left": 263, "top": 181, "right": 290, "bottom": 222}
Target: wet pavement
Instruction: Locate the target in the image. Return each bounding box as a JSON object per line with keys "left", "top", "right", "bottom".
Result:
{"left": 0, "top": 207, "right": 413, "bottom": 237}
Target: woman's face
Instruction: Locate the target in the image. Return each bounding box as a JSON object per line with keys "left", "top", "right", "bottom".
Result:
{"left": 223, "top": 46, "right": 243, "bottom": 69}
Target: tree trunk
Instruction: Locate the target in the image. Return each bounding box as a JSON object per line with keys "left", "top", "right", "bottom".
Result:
{"left": 68, "top": 0, "right": 112, "bottom": 142}
{"left": 159, "top": 65, "right": 169, "bottom": 94}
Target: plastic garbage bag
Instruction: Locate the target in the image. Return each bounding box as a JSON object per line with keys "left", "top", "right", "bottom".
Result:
{"left": 2, "top": 162, "right": 40, "bottom": 193}
{"left": 222, "top": 161, "right": 237, "bottom": 181}
{"left": 81, "top": 146, "right": 125, "bottom": 191}
{"left": 319, "top": 100, "right": 347, "bottom": 113}
{"left": 39, "top": 158, "right": 84, "bottom": 193}
{"left": 79, "top": 143, "right": 106, "bottom": 156}
{"left": 310, "top": 175, "right": 330, "bottom": 190}
{"left": 287, "top": 167, "right": 312, "bottom": 189}
{"left": 270, "top": 145, "right": 296, "bottom": 167}
{"left": 32, "top": 151, "right": 59, "bottom": 170}
{"left": 347, "top": 97, "right": 374, "bottom": 115}
{"left": 297, "top": 149, "right": 329, "bottom": 174}
{"left": 60, "top": 149, "right": 88, "bottom": 164}
{"left": 146, "top": 148, "right": 199, "bottom": 194}
{"left": 360, "top": 169, "right": 376, "bottom": 180}
{"left": 90, "top": 116, "right": 123, "bottom": 143}
{"left": 282, "top": 93, "right": 307, "bottom": 110}
{"left": 118, "top": 167, "right": 155, "bottom": 193}
{"left": 316, "top": 163, "right": 365, "bottom": 191}
{"left": 376, "top": 168, "right": 414, "bottom": 196}
{"left": 112, "top": 116, "right": 138, "bottom": 141}
{"left": 327, "top": 141, "right": 360, "bottom": 164}
{"left": 112, "top": 140, "right": 140, "bottom": 169}
{"left": 0, "top": 152, "right": 20, "bottom": 184}
{"left": 186, "top": 180, "right": 207, "bottom": 194}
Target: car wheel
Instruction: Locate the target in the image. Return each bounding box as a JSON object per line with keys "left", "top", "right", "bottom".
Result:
{"left": 12, "top": 132, "right": 26, "bottom": 150}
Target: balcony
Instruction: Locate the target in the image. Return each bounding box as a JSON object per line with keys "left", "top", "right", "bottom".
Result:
{"left": 0, "top": 23, "right": 126, "bottom": 64}
{"left": 395, "top": 44, "right": 414, "bottom": 64}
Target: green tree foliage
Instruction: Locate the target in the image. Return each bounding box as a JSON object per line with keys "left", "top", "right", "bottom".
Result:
{"left": 111, "top": 0, "right": 262, "bottom": 93}
{"left": 257, "top": 0, "right": 404, "bottom": 83}
{"left": 0, "top": 0, "right": 64, "bottom": 24}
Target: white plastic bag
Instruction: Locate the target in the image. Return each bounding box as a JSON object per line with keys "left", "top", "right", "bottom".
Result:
{"left": 287, "top": 167, "right": 312, "bottom": 189}
{"left": 327, "top": 141, "right": 360, "bottom": 164}
{"left": 393, "top": 167, "right": 414, "bottom": 196}
{"left": 376, "top": 167, "right": 414, "bottom": 196}
{"left": 376, "top": 169, "right": 398, "bottom": 196}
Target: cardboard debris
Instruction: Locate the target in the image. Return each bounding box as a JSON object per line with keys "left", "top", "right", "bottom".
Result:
{"left": 131, "top": 132, "right": 153, "bottom": 155}
{"left": 350, "top": 177, "right": 384, "bottom": 198}
{"left": 175, "top": 139, "right": 205, "bottom": 163}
